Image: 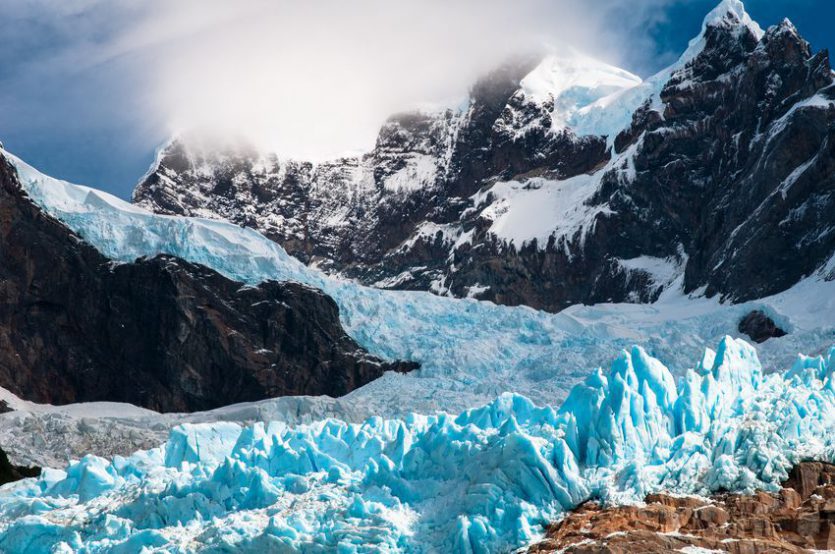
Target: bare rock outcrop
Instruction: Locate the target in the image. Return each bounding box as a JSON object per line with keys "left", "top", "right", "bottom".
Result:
{"left": 530, "top": 462, "right": 835, "bottom": 553}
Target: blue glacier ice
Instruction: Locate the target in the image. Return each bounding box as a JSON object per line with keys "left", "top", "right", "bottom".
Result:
{"left": 1, "top": 337, "right": 834, "bottom": 553}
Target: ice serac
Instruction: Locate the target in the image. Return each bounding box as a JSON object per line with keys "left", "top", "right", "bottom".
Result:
{"left": 0, "top": 337, "right": 833, "bottom": 553}
{"left": 133, "top": 0, "right": 835, "bottom": 313}
{"left": 0, "top": 154, "right": 414, "bottom": 412}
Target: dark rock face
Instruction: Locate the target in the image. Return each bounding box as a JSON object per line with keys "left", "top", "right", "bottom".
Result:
{"left": 134, "top": 7, "right": 835, "bottom": 313}
{"left": 0, "top": 446, "right": 39, "bottom": 486}
{"left": 603, "top": 18, "right": 835, "bottom": 303}
{"left": 134, "top": 58, "right": 617, "bottom": 311}
{"left": 739, "top": 310, "right": 788, "bottom": 343}
{"left": 530, "top": 461, "right": 835, "bottom": 553}
{"left": 0, "top": 156, "right": 415, "bottom": 412}
{"left": 784, "top": 461, "right": 835, "bottom": 498}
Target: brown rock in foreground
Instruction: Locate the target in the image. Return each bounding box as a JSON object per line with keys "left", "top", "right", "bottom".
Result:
{"left": 530, "top": 462, "right": 835, "bottom": 554}
{"left": 0, "top": 155, "right": 417, "bottom": 413}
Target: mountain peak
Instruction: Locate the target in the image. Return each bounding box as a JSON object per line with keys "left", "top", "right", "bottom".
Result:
{"left": 516, "top": 49, "right": 642, "bottom": 132}
{"left": 770, "top": 17, "right": 801, "bottom": 39}
{"left": 659, "top": 0, "right": 763, "bottom": 89}
{"left": 702, "top": 0, "right": 763, "bottom": 40}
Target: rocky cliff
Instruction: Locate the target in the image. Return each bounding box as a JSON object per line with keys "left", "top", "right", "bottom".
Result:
{"left": 0, "top": 156, "right": 415, "bottom": 412}
{"left": 0, "top": 446, "right": 39, "bottom": 487}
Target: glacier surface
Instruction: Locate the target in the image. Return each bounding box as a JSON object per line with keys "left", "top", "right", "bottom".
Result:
{"left": 0, "top": 3, "right": 834, "bottom": 550}
{"left": 1, "top": 337, "right": 834, "bottom": 553}
{"left": 3, "top": 147, "right": 835, "bottom": 472}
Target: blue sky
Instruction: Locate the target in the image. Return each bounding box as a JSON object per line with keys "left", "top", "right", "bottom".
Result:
{"left": 0, "top": 0, "right": 832, "bottom": 198}
{"left": 652, "top": 1, "right": 833, "bottom": 67}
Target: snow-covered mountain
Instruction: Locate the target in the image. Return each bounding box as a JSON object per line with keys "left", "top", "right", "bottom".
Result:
{"left": 2, "top": 2, "right": 835, "bottom": 553}
{"left": 2, "top": 132, "right": 835, "bottom": 551}
{"left": 0, "top": 135, "right": 832, "bottom": 477}
{"left": 7, "top": 140, "right": 835, "bottom": 423}
{"left": 135, "top": 0, "right": 835, "bottom": 312}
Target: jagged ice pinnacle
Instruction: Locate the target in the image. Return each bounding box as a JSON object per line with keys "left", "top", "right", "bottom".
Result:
{"left": 0, "top": 337, "right": 833, "bottom": 552}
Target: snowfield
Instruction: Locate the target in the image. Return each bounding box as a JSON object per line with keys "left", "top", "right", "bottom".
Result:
{"left": 510, "top": 48, "right": 642, "bottom": 136}
{"left": 1, "top": 337, "right": 834, "bottom": 552}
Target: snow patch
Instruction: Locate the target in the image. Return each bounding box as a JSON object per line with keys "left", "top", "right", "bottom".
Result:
{"left": 517, "top": 50, "right": 642, "bottom": 134}
{"left": 618, "top": 256, "right": 682, "bottom": 288}
{"left": 381, "top": 153, "right": 439, "bottom": 193}
{"left": 474, "top": 173, "right": 608, "bottom": 249}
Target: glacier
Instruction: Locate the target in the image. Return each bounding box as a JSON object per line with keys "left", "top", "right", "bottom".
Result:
{"left": 1, "top": 0, "right": 834, "bottom": 550}
{"left": 1, "top": 337, "right": 834, "bottom": 553}
{"left": 3, "top": 146, "right": 835, "bottom": 473}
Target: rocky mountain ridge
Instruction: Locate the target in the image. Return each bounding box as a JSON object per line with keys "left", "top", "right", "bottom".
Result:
{"left": 0, "top": 155, "right": 415, "bottom": 412}
{"left": 134, "top": 1, "right": 835, "bottom": 313}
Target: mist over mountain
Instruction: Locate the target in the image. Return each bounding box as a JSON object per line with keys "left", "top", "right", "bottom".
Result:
{"left": 2, "top": 0, "right": 832, "bottom": 195}
{"left": 135, "top": 4, "right": 835, "bottom": 313}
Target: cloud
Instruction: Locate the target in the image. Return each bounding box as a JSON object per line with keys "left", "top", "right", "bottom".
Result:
{"left": 0, "top": 0, "right": 687, "bottom": 167}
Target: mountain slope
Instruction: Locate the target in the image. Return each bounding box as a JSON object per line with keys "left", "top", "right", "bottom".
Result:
{"left": 0, "top": 154, "right": 414, "bottom": 412}
{"left": 134, "top": 1, "right": 835, "bottom": 313}
{"left": 602, "top": 9, "right": 835, "bottom": 302}
{"left": 132, "top": 52, "right": 633, "bottom": 309}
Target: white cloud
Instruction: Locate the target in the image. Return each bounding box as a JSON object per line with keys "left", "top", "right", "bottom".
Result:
{"left": 1, "top": 0, "right": 684, "bottom": 160}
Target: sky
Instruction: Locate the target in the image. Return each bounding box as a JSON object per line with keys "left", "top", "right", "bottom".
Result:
{"left": 0, "top": 0, "right": 832, "bottom": 198}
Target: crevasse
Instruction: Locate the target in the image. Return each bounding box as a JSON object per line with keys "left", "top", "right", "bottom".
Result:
{"left": 0, "top": 337, "right": 833, "bottom": 553}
